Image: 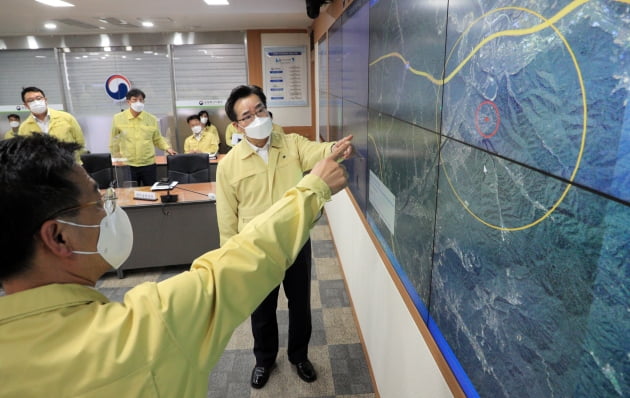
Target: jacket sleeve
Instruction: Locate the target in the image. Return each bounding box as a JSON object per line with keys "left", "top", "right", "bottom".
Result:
{"left": 150, "top": 116, "right": 171, "bottom": 151}
{"left": 215, "top": 159, "right": 239, "bottom": 246}
{"left": 69, "top": 115, "right": 86, "bottom": 153}
{"left": 294, "top": 133, "right": 335, "bottom": 171}
{"left": 109, "top": 115, "right": 122, "bottom": 157}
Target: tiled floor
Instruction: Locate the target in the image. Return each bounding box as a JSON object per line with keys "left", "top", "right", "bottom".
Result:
{"left": 96, "top": 212, "right": 376, "bottom": 398}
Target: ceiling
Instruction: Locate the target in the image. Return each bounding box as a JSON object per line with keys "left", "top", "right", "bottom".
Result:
{"left": 0, "top": 0, "right": 316, "bottom": 38}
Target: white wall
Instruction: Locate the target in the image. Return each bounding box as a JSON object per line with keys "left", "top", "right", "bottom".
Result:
{"left": 325, "top": 190, "right": 454, "bottom": 398}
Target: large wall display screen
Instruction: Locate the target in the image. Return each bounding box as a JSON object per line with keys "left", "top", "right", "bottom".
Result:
{"left": 333, "top": 0, "right": 630, "bottom": 396}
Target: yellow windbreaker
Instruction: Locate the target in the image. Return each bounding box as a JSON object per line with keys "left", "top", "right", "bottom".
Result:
{"left": 0, "top": 173, "right": 330, "bottom": 398}
{"left": 216, "top": 131, "right": 334, "bottom": 246}
{"left": 110, "top": 109, "right": 171, "bottom": 167}
{"left": 184, "top": 129, "right": 219, "bottom": 154}
{"left": 18, "top": 108, "right": 85, "bottom": 150}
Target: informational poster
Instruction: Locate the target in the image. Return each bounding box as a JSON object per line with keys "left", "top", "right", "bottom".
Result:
{"left": 263, "top": 46, "right": 308, "bottom": 107}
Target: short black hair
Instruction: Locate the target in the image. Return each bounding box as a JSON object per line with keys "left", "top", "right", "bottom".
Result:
{"left": 0, "top": 135, "right": 81, "bottom": 280}
{"left": 21, "top": 86, "right": 45, "bottom": 103}
{"left": 7, "top": 114, "right": 20, "bottom": 120}
{"left": 187, "top": 114, "right": 201, "bottom": 123}
{"left": 224, "top": 85, "right": 267, "bottom": 122}
{"left": 126, "top": 88, "right": 146, "bottom": 100}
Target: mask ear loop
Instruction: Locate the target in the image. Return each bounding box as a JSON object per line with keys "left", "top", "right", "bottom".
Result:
{"left": 103, "top": 187, "right": 117, "bottom": 214}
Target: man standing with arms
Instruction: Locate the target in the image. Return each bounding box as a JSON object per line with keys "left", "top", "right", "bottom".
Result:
{"left": 216, "top": 85, "right": 354, "bottom": 389}
{"left": 110, "top": 88, "right": 176, "bottom": 186}
{"left": 18, "top": 86, "right": 85, "bottom": 151}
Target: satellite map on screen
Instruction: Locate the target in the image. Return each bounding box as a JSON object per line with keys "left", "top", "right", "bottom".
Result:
{"left": 367, "top": 0, "right": 630, "bottom": 396}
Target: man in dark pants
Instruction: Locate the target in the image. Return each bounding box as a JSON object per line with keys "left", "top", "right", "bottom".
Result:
{"left": 109, "top": 88, "right": 176, "bottom": 186}
{"left": 252, "top": 243, "right": 313, "bottom": 373}
{"left": 215, "top": 84, "right": 354, "bottom": 389}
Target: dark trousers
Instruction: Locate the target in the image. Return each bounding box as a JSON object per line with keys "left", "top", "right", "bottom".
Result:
{"left": 129, "top": 164, "right": 157, "bottom": 186}
{"left": 251, "top": 241, "right": 312, "bottom": 367}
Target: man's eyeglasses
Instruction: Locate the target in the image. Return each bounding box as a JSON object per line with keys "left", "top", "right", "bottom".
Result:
{"left": 236, "top": 106, "right": 268, "bottom": 126}
{"left": 25, "top": 96, "right": 45, "bottom": 104}
{"left": 49, "top": 189, "right": 117, "bottom": 220}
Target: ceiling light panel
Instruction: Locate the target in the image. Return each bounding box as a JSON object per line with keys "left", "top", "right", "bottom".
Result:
{"left": 35, "top": 0, "right": 75, "bottom": 7}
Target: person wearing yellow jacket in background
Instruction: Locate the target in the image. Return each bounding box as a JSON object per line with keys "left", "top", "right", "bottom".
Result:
{"left": 0, "top": 133, "right": 350, "bottom": 398}
{"left": 109, "top": 88, "right": 176, "bottom": 186}
{"left": 216, "top": 84, "right": 354, "bottom": 389}
{"left": 3, "top": 113, "right": 21, "bottom": 139}
{"left": 18, "top": 87, "right": 85, "bottom": 153}
{"left": 198, "top": 109, "right": 221, "bottom": 145}
{"left": 184, "top": 114, "right": 219, "bottom": 155}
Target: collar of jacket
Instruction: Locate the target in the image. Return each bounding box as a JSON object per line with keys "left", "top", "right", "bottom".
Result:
{"left": 125, "top": 108, "right": 146, "bottom": 120}
{"left": 0, "top": 283, "right": 109, "bottom": 323}
{"left": 236, "top": 131, "right": 284, "bottom": 160}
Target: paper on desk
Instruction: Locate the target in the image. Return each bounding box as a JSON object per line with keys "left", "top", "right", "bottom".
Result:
{"left": 151, "top": 181, "right": 179, "bottom": 191}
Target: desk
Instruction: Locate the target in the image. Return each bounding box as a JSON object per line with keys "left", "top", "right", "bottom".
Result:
{"left": 111, "top": 182, "right": 219, "bottom": 277}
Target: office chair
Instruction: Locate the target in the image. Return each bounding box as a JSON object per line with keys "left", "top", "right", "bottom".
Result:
{"left": 166, "top": 153, "right": 210, "bottom": 183}
{"left": 80, "top": 153, "right": 114, "bottom": 189}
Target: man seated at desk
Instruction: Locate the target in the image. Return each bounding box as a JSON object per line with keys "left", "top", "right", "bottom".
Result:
{"left": 0, "top": 134, "right": 350, "bottom": 397}
{"left": 184, "top": 114, "right": 219, "bottom": 155}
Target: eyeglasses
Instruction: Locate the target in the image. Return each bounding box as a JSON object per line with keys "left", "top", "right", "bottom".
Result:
{"left": 49, "top": 190, "right": 117, "bottom": 220}
{"left": 25, "top": 96, "right": 45, "bottom": 104}
{"left": 236, "top": 106, "right": 268, "bottom": 126}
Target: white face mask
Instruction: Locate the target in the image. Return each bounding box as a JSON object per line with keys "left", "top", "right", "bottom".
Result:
{"left": 244, "top": 116, "right": 273, "bottom": 140}
{"left": 9, "top": 121, "right": 19, "bottom": 128}
{"left": 57, "top": 205, "right": 134, "bottom": 270}
{"left": 200, "top": 117, "right": 208, "bottom": 125}
{"left": 191, "top": 125, "right": 203, "bottom": 135}
{"left": 29, "top": 100, "right": 47, "bottom": 115}
{"left": 130, "top": 101, "right": 145, "bottom": 113}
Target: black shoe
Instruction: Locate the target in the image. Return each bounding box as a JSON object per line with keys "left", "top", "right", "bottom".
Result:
{"left": 250, "top": 364, "right": 274, "bottom": 389}
{"left": 295, "top": 360, "right": 317, "bottom": 383}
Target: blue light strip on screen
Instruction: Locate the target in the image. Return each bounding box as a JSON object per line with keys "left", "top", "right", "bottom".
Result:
{"left": 367, "top": 214, "right": 479, "bottom": 398}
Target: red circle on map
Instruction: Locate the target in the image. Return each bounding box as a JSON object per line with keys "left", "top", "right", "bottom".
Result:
{"left": 475, "top": 100, "right": 500, "bottom": 138}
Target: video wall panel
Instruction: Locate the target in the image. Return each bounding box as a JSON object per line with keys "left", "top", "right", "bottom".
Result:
{"left": 327, "top": 0, "right": 630, "bottom": 396}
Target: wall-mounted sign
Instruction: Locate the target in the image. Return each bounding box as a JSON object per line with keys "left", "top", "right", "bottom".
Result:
{"left": 0, "top": 104, "right": 64, "bottom": 112}
{"left": 175, "top": 99, "right": 225, "bottom": 108}
{"left": 262, "top": 46, "right": 308, "bottom": 107}
{"left": 105, "top": 74, "right": 131, "bottom": 101}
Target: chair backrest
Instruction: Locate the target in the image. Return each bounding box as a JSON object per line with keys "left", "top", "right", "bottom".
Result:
{"left": 80, "top": 153, "right": 114, "bottom": 189}
{"left": 166, "top": 153, "right": 210, "bottom": 184}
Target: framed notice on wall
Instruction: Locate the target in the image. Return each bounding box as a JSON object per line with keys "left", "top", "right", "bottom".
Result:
{"left": 262, "top": 46, "right": 308, "bottom": 107}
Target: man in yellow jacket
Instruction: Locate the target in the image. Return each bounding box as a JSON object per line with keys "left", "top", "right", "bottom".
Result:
{"left": 184, "top": 114, "right": 219, "bottom": 155}
{"left": 18, "top": 86, "right": 85, "bottom": 151}
{"left": 3, "top": 113, "right": 21, "bottom": 139}
{"left": 0, "top": 134, "right": 350, "bottom": 397}
{"left": 110, "top": 88, "right": 176, "bottom": 186}
{"left": 216, "top": 84, "right": 354, "bottom": 389}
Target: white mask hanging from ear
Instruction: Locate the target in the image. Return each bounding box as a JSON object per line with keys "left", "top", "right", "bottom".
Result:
{"left": 56, "top": 205, "right": 133, "bottom": 270}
